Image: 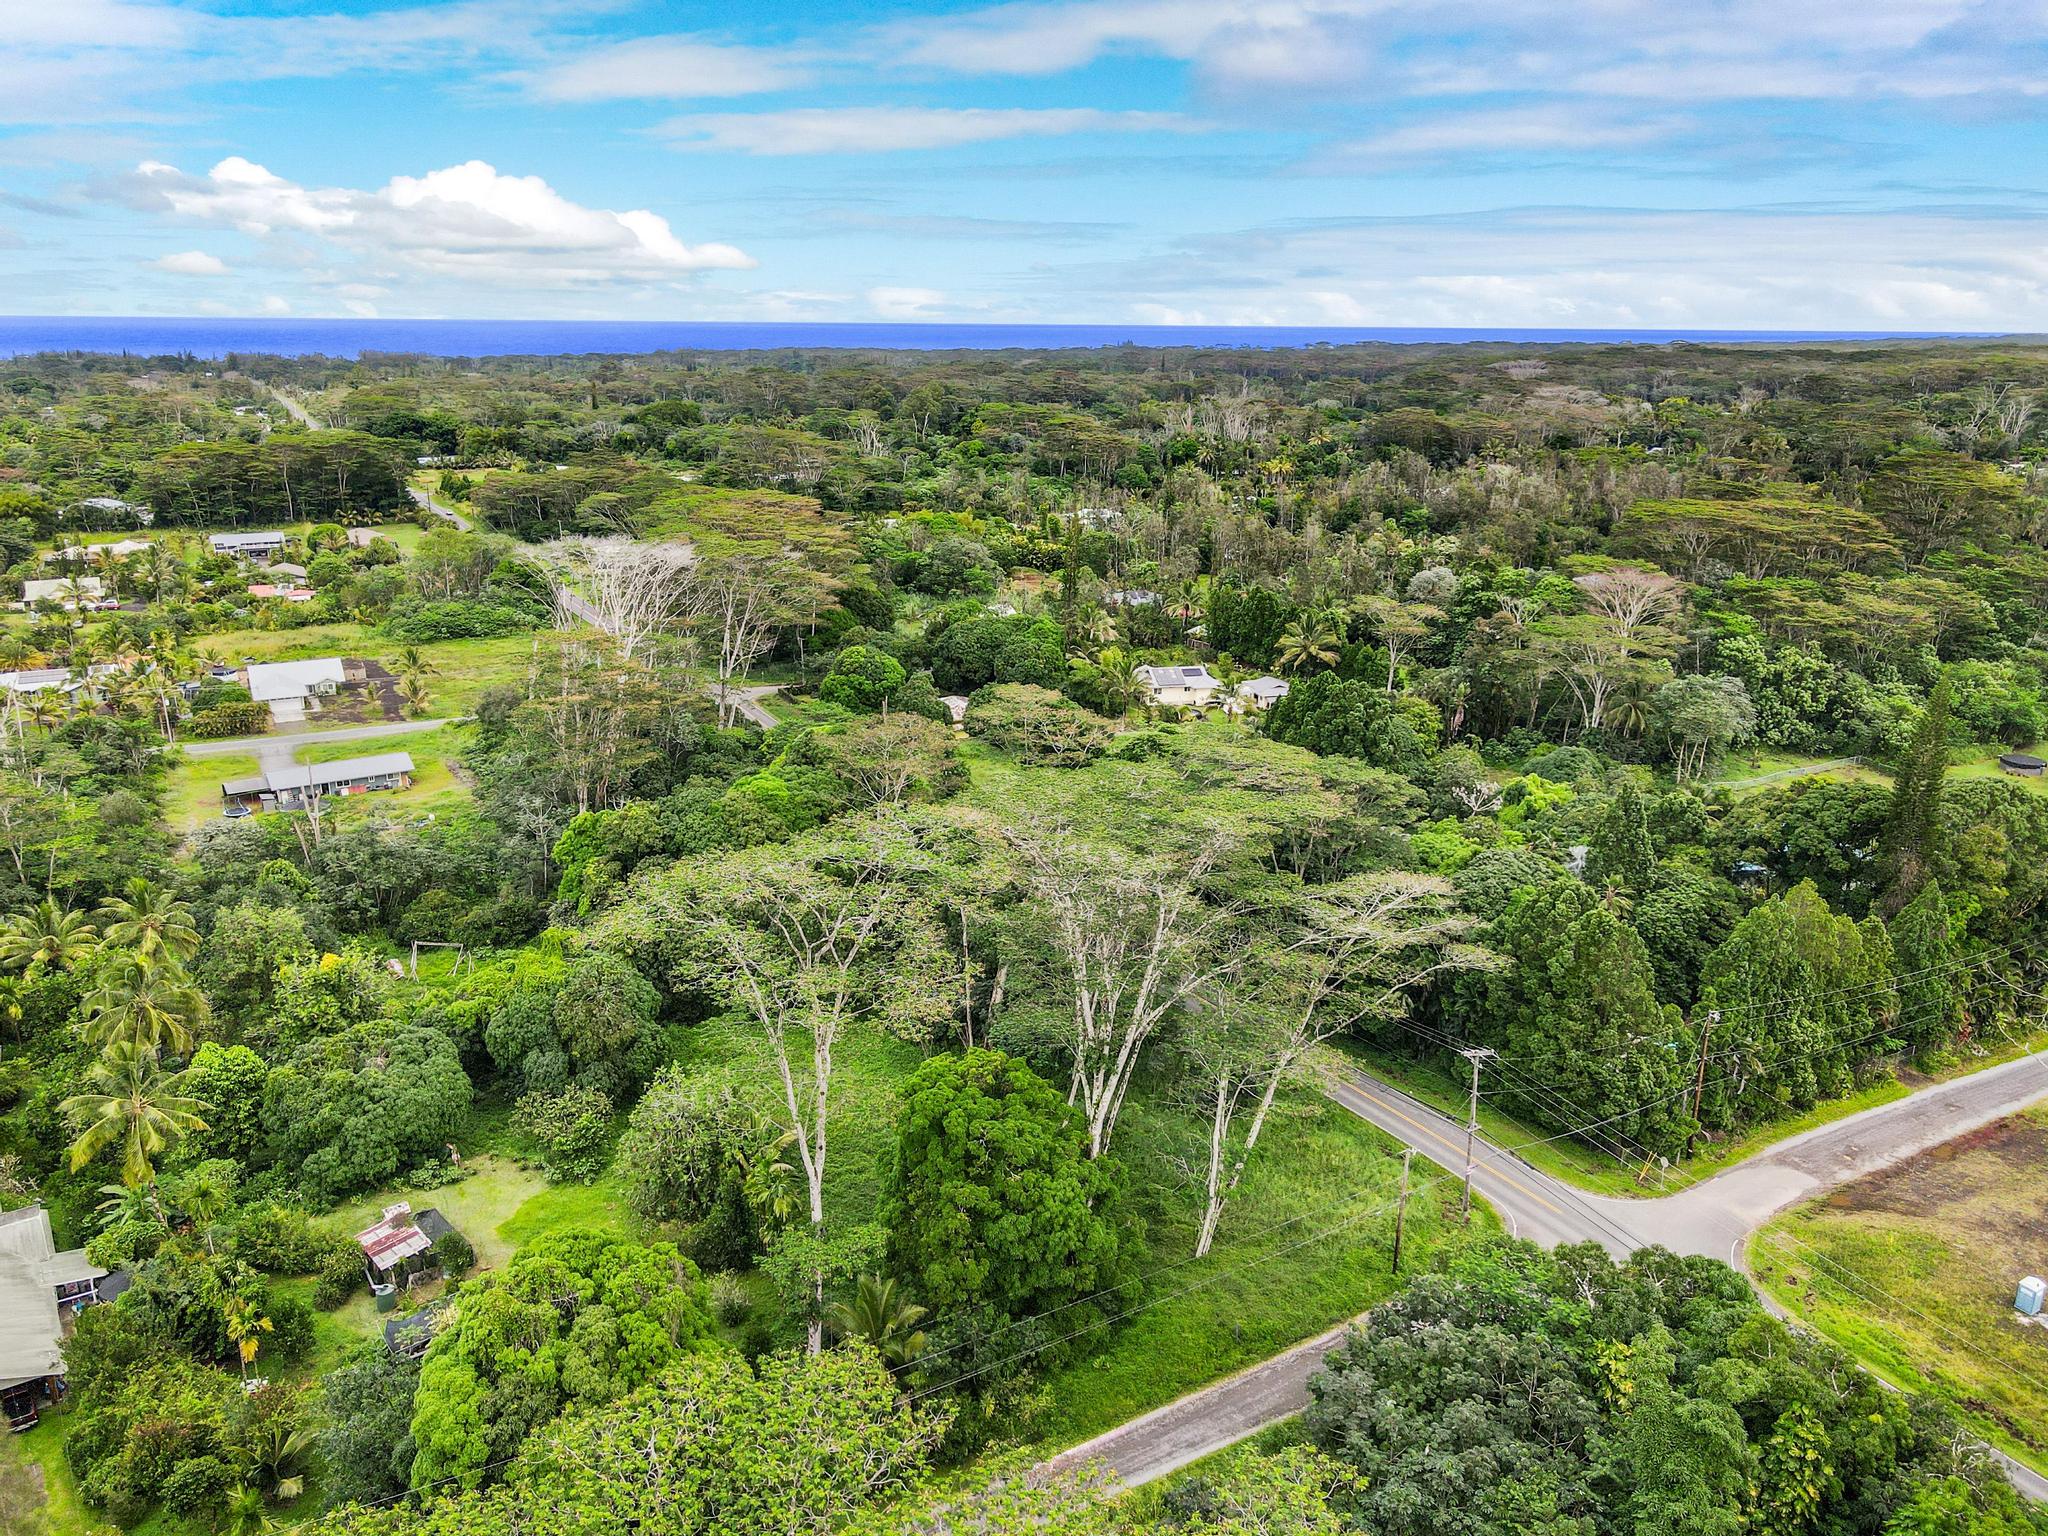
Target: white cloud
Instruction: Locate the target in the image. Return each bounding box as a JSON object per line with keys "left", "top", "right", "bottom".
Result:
{"left": 868, "top": 285, "right": 948, "bottom": 318}
{"left": 524, "top": 35, "right": 811, "bottom": 101}
{"left": 259, "top": 294, "right": 290, "bottom": 315}
{"left": 126, "top": 156, "right": 754, "bottom": 286}
{"left": 1332, "top": 106, "right": 1689, "bottom": 163}
{"left": 1050, "top": 205, "right": 2048, "bottom": 330}
{"left": 658, "top": 106, "right": 1190, "bottom": 155}
{"left": 151, "top": 249, "right": 226, "bottom": 275}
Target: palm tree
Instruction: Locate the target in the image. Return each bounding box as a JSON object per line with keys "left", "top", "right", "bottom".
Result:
{"left": 0, "top": 898, "right": 98, "bottom": 976}
{"left": 222, "top": 1484, "right": 272, "bottom": 1536}
{"left": 82, "top": 954, "right": 208, "bottom": 1056}
{"left": 244, "top": 1415, "right": 317, "bottom": 1500}
{"left": 395, "top": 645, "right": 438, "bottom": 689}
{"left": 736, "top": 1128, "right": 804, "bottom": 1230}
{"left": 60, "top": 1041, "right": 208, "bottom": 1186}
{"left": 397, "top": 674, "right": 432, "bottom": 718}
{"left": 25, "top": 691, "right": 65, "bottom": 735}
{"left": 224, "top": 1290, "right": 274, "bottom": 1378}
{"left": 1603, "top": 685, "right": 1652, "bottom": 740}
{"left": 95, "top": 1180, "right": 164, "bottom": 1228}
{"left": 97, "top": 877, "right": 201, "bottom": 966}
{"left": 1273, "top": 615, "right": 1342, "bottom": 676}
{"left": 824, "top": 1274, "right": 929, "bottom": 1371}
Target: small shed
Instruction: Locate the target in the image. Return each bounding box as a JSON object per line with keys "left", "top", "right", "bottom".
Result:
{"left": 354, "top": 1203, "right": 458, "bottom": 1288}
{"left": 1998, "top": 752, "right": 2046, "bottom": 778}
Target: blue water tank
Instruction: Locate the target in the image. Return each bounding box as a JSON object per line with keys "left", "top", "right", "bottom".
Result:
{"left": 2017, "top": 1276, "right": 2046, "bottom": 1316}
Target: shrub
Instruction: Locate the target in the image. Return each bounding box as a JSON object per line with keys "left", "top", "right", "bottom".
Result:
{"left": 382, "top": 597, "right": 534, "bottom": 642}
{"left": 708, "top": 1271, "right": 751, "bottom": 1327}
{"left": 225, "top": 1202, "right": 327, "bottom": 1274}
{"left": 159, "top": 1454, "right": 236, "bottom": 1516}
{"left": 513, "top": 1083, "right": 615, "bottom": 1181}
{"left": 314, "top": 1242, "right": 366, "bottom": 1309}
{"left": 185, "top": 701, "right": 271, "bottom": 738}
{"left": 431, "top": 1229, "right": 476, "bottom": 1277}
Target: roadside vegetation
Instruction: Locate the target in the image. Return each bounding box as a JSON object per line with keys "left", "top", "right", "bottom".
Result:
{"left": 0, "top": 339, "right": 2044, "bottom": 1536}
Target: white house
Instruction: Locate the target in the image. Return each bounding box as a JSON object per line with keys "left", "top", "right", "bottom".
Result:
{"left": 246, "top": 656, "right": 350, "bottom": 724}
{"left": 209, "top": 530, "right": 288, "bottom": 559}
{"left": 1236, "top": 676, "right": 1291, "bottom": 710}
{"left": 1104, "top": 588, "right": 1162, "bottom": 609}
{"left": 0, "top": 1206, "right": 117, "bottom": 1428}
{"left": 939, "top": 694, "right": 970, "bottom": 727}
{"left": 1135, "top": 664, "right": 1222, "bottom": 710}
{"left": 19, "top": 576, "right": 103, "bottom": 609}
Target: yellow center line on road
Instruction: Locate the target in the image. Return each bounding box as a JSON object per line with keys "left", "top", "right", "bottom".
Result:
{"left": 1343, "top": 1084, "right": 1569, "bottom": 1219}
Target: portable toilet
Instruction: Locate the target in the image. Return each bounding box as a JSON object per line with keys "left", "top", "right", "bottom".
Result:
{"left": 2017, "top": 1276, "right": 2046, "bottom": 1316}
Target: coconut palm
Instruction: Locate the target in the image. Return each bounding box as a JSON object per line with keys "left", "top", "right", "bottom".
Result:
{"left": 82, "top": 954, "right": 208, "bottom": 1056}
{"left": 397, "top": 674, "right": 432, "bottom": 717}
{"left": 1273, "top": 614, "right": 1342, "bottom": 676}
{"left": 97, "top": 877, "right": 201, "bottom": 966}
{"left": 224, "top": 1289, "right": 274, "bottom": 1377}
{"left": 0, "top": 898, "right": 98, "bottom": 976}
{"left": 60, "top": 1041, "right": 208, "bottom": 1186}
{"left": 824, "top": 1274, "right": 929, "bottom": 1371}
{"left": 25, "top": 691, "right": 65, "bottom": 734}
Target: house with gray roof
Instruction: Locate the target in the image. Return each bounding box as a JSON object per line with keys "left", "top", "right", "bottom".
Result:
{"left": 221, "top": 751, "right": 414, "bottom": 813}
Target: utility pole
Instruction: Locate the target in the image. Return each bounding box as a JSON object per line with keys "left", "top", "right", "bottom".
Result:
{"left": 1458, "top": 1047, "right": 1496, "bottom": 1223}
{"left": 1391, "top": 1147, "right": 1415, "bottom": 1273}
{"left": 1687, "top": 1009, "right": 1721, "bottom": 1152}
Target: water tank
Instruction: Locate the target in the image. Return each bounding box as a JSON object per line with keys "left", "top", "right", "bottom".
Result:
{"left": 2017, "top": 1276, "right": 2046, "bottom": 1316}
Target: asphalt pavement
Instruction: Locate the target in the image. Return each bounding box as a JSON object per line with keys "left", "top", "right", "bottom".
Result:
{"left": 1050, "top": 1049, "right": 2048, "bottom": 1497}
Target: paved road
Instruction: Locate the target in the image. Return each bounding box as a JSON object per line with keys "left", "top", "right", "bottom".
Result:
{"left": 179, "top": 716, "right": 447, "bottom": 771}
{"left": 408, "top": 485, "right": 473, "bottom": 531}
{"left": 1056, "top": 1050, "right": 2048, "bottom": 1496}
{"left": 265, "top": 388, "right": 323, "bottom": 430}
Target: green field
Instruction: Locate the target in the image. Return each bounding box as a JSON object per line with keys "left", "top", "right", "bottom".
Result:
{"left": 162, "top": 723, "right": 472, "bottom": 837}
{"left": 1751, "top": 1102, "right": 2048, "bottom": 1477}
{"left": 197, "top": 628, "right": 536, "bottom": 718}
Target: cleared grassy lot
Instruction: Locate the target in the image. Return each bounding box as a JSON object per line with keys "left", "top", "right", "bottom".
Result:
{"left": 1751, "top": 1102, "right": 2048, "bottom": 1477}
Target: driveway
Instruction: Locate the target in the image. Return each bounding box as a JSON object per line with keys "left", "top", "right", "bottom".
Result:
{"left": 179, "top": 716, "right": 447, "bottom": 772}
{"left": 1052, "top": 1051, "right": 2048, "bottom": 1498}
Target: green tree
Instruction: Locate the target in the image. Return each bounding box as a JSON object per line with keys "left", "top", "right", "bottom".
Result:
{"left": 881, "top": 1048, "right": 1121, "bottom": 1321}
{"left": 61, "top": 1042, "right": 209, "bottom": 1186}
{"left": 96, "top": 877, "right": 200, "bottom": 967}
{"left": 1586, "top": 781, "right": 1656, "bottom": 895}
{"left": 824, "top": 1274, "right": 929, "bottom": 1371}
{"left": 407, "top": 1231, "right": 714, "bottom": 1491}
{"left": 1695, "top": 881, "right": 1892, "bottom": 1130}
{"left": 1879, "top": 673, "right": 1951, "bottom": 913}
{"left": 1888, "top": 879, "right": 1961, "bottom": 1059}
{"left": 0, "top": 897, "right": 98, "bottom": 976}
{"left": 818, "top": 644, "right": 907, "bottom": 712}
{"left": 1446, "top": 879, "right": 1692, "bottom": 1157}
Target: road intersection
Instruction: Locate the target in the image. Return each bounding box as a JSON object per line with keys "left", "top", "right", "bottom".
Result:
{"left": 1045, "top": 1049, "right": 2048, "bottom": 1496}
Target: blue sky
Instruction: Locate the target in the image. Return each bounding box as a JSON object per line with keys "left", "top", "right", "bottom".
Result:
{"left": 5, "top": 0, "right": 2048, "bottom": 327}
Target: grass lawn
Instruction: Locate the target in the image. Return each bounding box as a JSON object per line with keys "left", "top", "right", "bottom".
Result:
{"left": 161, "top": 723, "right": 472, "bottom": 839}
{"left": 199, "top": 625, "right": 537, "bottom": 718}
{"left": 1022, "top": 1083, "right": 1473, "bottom": 1452}
{"left": 1751, "top": 1102, "right": 2048, "bottom": 1477}
{"left": 161, "top": 749, "right": 258, "bottom": 835}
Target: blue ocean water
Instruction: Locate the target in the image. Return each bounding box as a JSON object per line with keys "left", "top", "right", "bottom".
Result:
{"left": 0, "top": 316, "right": 2005, "bottom": 360}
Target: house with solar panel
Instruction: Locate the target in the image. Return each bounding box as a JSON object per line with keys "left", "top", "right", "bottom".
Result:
{"left": 1134, "top": 663, "right": 1223, "bottom": 711}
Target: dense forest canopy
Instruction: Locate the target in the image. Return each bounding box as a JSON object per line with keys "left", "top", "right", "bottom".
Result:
{"left": 0, "top": 336, "right": 2043, "bottom": 1536}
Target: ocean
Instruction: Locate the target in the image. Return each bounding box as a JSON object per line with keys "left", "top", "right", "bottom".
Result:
{"left": 0, "top": 316, "right": 2008, "bottom": 361}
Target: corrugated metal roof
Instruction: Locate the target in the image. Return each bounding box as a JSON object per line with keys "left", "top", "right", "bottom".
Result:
{"left": 356, "top": 1204, "right": 433, "bottom": 1272}
{"left": 246, "top": 657, "right": 347, "bottom": 702}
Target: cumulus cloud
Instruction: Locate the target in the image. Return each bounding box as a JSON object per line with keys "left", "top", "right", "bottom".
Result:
{"left": 658, "top": 106, "right": 1190, "bottom": 155}
{"left": 523, "top": 35, "right": 811, "bottom": 100}
{"left": 151, "top": 249, "right": 226, "bottom": 275}
{"left": 124, "top": 156, "right": 753, "bottom": 286}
